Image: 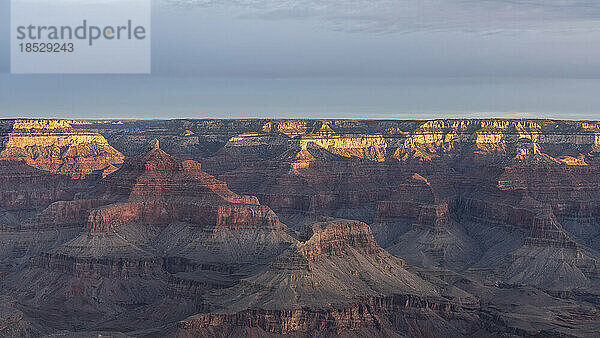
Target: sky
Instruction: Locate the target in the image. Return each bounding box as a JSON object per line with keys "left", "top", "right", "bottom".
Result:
{"left": 1, "top": 0, "right": 600, "bottom": 119}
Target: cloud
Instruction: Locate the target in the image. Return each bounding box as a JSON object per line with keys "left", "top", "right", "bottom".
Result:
{"left": 166, "top": 0, "right": 600, "bottom": 33}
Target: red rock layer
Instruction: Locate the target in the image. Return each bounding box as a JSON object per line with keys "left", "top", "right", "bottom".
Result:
{"left": 215, "top": 205, "right": 282, "bottom": 231}
{"left": 20, "top": 199, "right": 107, "bottom": 230}
{"left": 177, "top": 294, "right": 476, "bottom": 336}
{"left": 84, "top": 202, "right": 280, "bottom": 233}
{"left": 86, "top": 202, "right": 217, "bottom": 233}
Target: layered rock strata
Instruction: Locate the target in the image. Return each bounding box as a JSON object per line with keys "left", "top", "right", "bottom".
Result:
{"left": 0, "top": 120, "right": 124, "bottom": 179}
{"left": 4, "top": 141, "right": 294, "bottom": 332}
{"left": 1, "top": 119, "right": 600, "bottom": 336}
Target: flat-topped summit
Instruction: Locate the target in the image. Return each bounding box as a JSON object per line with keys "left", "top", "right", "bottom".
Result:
{"left": 299, "top": 218, "right": 382, "bottom": 260}
{"left": 0, "top": 119, "right": 124, "bottom": 178}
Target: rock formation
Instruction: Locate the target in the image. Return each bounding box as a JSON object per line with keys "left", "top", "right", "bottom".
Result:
{"left": 1, "top": 118, "right": 600, "bottom": 337}
{"left": 172, "top": 218, "right": 481, "bottom": 337}
{"left": 0, "top": 119, "right": 124, "bottom": 179}
{"left": 2, "top": 139, "right": 293, "bottom": 333}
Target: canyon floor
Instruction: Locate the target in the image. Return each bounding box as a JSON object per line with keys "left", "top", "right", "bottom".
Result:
{"left": 1, "top": 118, "right": 600, "bottom": 337}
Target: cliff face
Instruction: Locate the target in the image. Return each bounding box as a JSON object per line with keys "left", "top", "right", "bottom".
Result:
{"left": 299, "top": 219, "right": 383, "bottom": 260}
{"left": 395, "top": 119, "right": 600, "bottom": 161}
{"left": 201, "top": 119, "right": 600, "bottom": 165}
{"left": 2, "top": 118, "right": 600, "bottom": 337}
{"left": 68, "top": 119, "right": 600, "bottom": 164}
{"left": 0, "top": 120, "right": 124, "bottom": 179}
{"left": 175, "top": 294, "right": 478, "bottom": 337}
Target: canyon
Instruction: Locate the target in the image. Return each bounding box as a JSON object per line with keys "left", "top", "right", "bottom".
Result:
{"left": 1, "top": 118, "right": 600, "bottom": 337}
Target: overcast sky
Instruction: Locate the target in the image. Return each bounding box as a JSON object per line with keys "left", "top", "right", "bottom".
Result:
{"left": 1, "top": 0, "right": 600, "bottom": 119}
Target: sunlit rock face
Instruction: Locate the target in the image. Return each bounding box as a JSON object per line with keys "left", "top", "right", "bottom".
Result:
{"left": 0, "top": 119, "right": 124, "bottom": 179}
{"left": 2, "top": 119, "right": 600, "bottom": 337}
{"left": 298, "top": 218, "right": 384, "bottom": 260}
